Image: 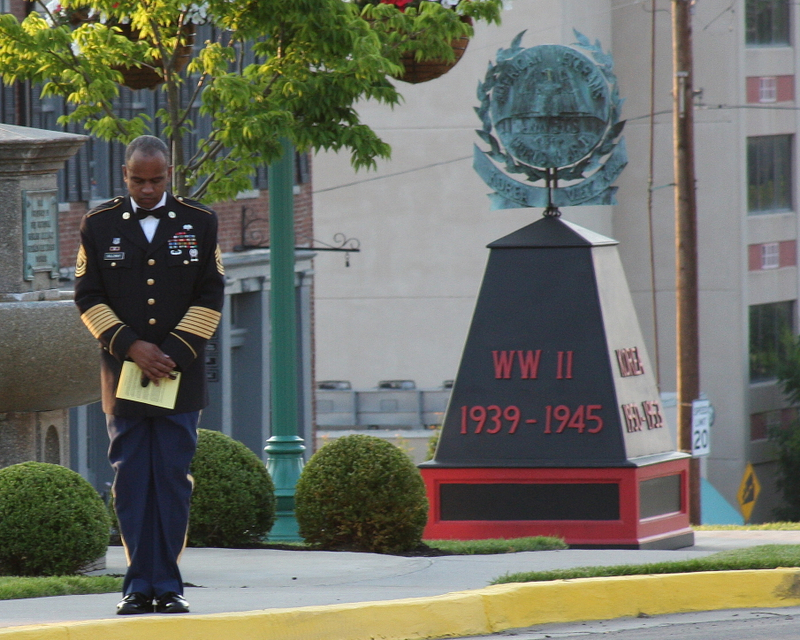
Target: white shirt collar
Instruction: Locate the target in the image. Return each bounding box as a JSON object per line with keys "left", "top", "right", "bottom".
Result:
{"left": 130, "top": 194, "right": 168, "bottom": 213}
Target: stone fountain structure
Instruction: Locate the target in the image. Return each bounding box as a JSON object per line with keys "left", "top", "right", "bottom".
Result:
{"left": 0, "top": 124, "right": 100, "bottom": 468}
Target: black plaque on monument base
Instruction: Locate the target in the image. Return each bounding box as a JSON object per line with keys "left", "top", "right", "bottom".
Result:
{"left": 419, "top": 217, "right": 693, "bottom": 549}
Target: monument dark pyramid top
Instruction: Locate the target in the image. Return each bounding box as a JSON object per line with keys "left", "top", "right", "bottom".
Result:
{"left": 488, "top": 215, "right": 618, "bottom": 249}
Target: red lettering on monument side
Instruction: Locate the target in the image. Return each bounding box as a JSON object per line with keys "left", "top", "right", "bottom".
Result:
{"left": 616, "top": 347, "right": 645, "bottom": 378}
{"left": 492, "top": 349, "right": 574, "bottom": 380}
{"left": 492, "top": 350, "right": 515, "bottom": 379}
{"left": 622, "top": 403, "right": 644, "bottom": 432}
{"left": 642, "top": 400, "right": 664, "bottom": 429}
{"left": 517, "top": 350, "right": 542, "bottom": 379}
{"left": 459, "top": 404, "right": 603, "bottom": 436}
{"left": 556, "top": 351, "right": 574, "bottom": 379}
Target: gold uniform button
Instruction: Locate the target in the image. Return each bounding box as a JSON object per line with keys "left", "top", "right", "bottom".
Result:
{"left": 184, "top": 260, "right": 189, "bottom": 265}
{"left": 148, "top": 318, "right": 157, "bottom": 325}
{"left": 147, "top": 278, "right": 155, "bottom": 285}
{"left": 148, "top": 259, "right": 156, "bottom": 266}
{"left": 148, "top": 298, "right": 155, "bottom": 305}
{"left": 110, "top": 262, "right": 117, "bottom": 267}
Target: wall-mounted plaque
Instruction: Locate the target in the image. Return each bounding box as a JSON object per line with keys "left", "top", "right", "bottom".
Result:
{"left": 22, "top": 190, "right": 60, "bottom": 281}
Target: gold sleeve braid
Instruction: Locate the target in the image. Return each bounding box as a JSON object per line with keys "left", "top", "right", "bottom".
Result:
{"left": 81, "top": 304, "right": 122, "bottom": 339}
{"left": 174, "top": 306, "right": 222, "bottom": 340}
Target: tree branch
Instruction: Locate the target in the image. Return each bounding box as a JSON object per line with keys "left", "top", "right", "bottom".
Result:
{"left": 186, "top": 137, "right": 225, "bottom": 172}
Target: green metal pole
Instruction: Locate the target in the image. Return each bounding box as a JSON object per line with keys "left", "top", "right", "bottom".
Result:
{"left": 265, "top": 137, "right": 305, "bottom": 541}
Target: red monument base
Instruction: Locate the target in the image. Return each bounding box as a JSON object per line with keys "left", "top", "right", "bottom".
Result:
{"left": 420, "top": 456, "right": 693, "bottom": 549}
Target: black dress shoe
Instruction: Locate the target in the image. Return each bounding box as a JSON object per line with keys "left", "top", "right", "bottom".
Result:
{"left": 116, "top": 592, "right": 153, "bottom": 615}
{"left": 155, "top": 592, "right": 190, "bottom": 614}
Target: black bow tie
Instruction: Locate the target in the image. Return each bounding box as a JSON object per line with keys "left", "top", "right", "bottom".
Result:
{"left": 135, "top": 206, "right": 167, "bottom": 220}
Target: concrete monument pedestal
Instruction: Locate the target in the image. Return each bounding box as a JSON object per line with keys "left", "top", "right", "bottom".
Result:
{"left": 0, "top": 124, "right": 97, "bottom": 468}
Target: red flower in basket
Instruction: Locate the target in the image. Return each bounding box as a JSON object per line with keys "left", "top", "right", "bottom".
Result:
{"left": 380, "top": 0, "right": 415, "bottom": 8}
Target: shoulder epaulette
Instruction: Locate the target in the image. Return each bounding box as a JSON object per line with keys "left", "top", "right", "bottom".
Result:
{"left": 175, "top": 195, "right": 214, "bottom": 215}
{"left": 86, "top": 196, "right": 125, "bottom": 218}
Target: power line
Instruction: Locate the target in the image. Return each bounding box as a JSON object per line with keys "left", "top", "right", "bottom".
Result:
{"left": 313, "top": 155, "right": 471, "bottom": 193}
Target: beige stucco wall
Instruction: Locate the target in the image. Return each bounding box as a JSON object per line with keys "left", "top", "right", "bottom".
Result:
{"left": 313, "top": 0, "right": 800, "bottom": 519}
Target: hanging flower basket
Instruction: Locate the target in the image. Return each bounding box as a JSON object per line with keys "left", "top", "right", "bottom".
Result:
{"left": 359, "top": 0, "right": 473, "bottom": 84}
{"left": 112, "top": 23, "right": 196, "bottom": 90}
{"left": 43, "top": 2, "right": 195, "bottom": 91}
{"left": 397, "top": 16, "right": 471, "bottom": 84}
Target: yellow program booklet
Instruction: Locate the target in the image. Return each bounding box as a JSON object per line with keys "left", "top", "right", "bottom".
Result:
{"left": 116, "top": 360, "right": 181, "bottom": 410}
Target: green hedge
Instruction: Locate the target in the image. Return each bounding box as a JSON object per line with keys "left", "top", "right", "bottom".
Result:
{"left": 295, "top": 434, "right": 429, "bottom": 553}
{"left": 188, "top": 429, "right": 276, "bottom": 547}
{"left": 0, "top": 462, "right": 110, "bottom": 576}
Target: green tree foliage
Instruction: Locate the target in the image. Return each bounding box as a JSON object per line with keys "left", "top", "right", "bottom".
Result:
{"left": 0, "top": 462, "right": 110, "bottom": 576}
{"left": 295, "top": 434, "right": 429, "bottom": 553}
{"left": 771, "top": 333, "right": 800, "bottom": 520}
{"left": 188, "top": 429, "right": 276, "bottom": 547}
{"left": 0, "top": 0, "right": 501, "bottom": 201}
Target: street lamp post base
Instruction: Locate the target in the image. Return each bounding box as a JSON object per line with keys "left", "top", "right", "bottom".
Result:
{"left": 265, "top": 435, "right": 306, "bottom": 542}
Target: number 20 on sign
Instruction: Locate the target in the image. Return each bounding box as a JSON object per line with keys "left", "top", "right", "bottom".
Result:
{"left": 692, "top": 399, "right": 711, "bottom": 457}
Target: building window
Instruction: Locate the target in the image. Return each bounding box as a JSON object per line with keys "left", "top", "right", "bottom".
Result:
{"left": 749, "top": 300, "right": 794, "bottom": 382}
{"left": 746, "top": 0, "right": 790, "bottom": 46}
{"left": 759, "top": 77, "right": 777, "bottom": 103}
{"left": 747, "top": 135, "right": 792, "bottom": 214}
{"left": 750, "top": 408, "right": 797, "bottom": 440}
{"left": 762, "top": 242, "right": 780, "bottom": 268}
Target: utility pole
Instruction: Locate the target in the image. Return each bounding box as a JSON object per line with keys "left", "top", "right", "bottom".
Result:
{"left": 671, "top": 0, "right": 701, "bottom": 524}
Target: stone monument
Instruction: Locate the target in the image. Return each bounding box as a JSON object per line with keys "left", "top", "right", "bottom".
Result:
{"left": 0, "top": 123, "right": 99, "bottom": 468}
{"left": 420, "top": 33, "right": 693, "bottom": 549}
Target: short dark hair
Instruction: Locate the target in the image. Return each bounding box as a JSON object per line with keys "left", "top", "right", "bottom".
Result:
{"left": 125, "top": 135, "right": 170, "bottom": 164}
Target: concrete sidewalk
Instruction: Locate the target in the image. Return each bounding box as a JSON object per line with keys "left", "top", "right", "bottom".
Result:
{"left": 0, "top": 531, "right": 799, "bottom": 637}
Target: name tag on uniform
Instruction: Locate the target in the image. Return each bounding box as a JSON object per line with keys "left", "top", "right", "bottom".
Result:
{"left": 104, "top": 252, "right": 125, "bottom": 260}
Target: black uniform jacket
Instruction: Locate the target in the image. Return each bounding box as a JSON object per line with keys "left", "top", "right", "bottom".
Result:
{"left": 74, "top": 194, "right": 225, "bottom": 417}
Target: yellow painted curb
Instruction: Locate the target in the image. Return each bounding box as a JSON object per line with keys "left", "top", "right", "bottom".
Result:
{"left": 480, "top": 568, "right": 800, "bottom": 632}
{"left": 1, "top": 569, "right": 800, "bottom": 640}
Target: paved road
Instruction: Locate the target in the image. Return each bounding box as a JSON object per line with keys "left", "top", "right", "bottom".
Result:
{"left": 459, "top": 607, "right": 800, "bottom": 639}
{"left": 0, "top": 530, "right": 799, "bottom": 634}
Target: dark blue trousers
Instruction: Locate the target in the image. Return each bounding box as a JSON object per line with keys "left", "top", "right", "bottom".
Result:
{"left": 107, "top": 412, "right": 199, "bottom": 598}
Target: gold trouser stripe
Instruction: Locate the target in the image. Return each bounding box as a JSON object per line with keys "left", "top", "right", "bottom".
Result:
{"left": 81, "top": 304, "right": 121, "bottom": 339}
{"left": 170, "top": 331, "right": 198, "bottom": 359}
{"left": 175, "top": 306, "right": 221, "bottom": 339}
{"left": 177, "top": 473, "right": 195, "bottom": 565}
{"left": 75, "top": 245, "right": 87, "bottom": 278}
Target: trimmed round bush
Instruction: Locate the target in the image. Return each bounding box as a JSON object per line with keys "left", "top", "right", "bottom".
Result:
{"left": 295, "top": 434, "right": 429, "bottom": 553}
{"left": 188, "top": 429, "right": 276, "bottom": 547}
{"left": 0, "top": 462, "right": 110, "bottom": 576}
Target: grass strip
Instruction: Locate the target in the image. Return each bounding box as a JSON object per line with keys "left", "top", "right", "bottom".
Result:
{"left": 492, "top": 544, "right": 800, "bottom": 584}
{"left": 694, "top": 523, "right": 800, "bottom": 531}
{"left": 426, "top": 536, "right": 567, "bottom": 555}
{"left": 0, "top": 575, "right": 122, "bottom": 601}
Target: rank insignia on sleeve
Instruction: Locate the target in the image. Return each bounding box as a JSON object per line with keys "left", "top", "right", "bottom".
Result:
{"left": 75, "top": 245, "right": 87, "bottom": 278}
{"left": 215, "top": 245, "right": 225, "bottom": 275}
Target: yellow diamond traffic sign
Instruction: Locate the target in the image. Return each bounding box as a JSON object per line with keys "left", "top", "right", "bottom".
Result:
{"left": 737, "top": 462, "right": 761, "bottom": 523}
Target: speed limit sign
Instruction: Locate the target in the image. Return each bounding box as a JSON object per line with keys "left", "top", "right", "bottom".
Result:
{"left": 692, "top": 399, "right": 712, "bottom": 457}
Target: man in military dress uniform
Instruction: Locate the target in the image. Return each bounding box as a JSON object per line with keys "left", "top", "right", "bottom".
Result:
{"left": 74, "top": 135, "right": 225, "bottom": 615}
